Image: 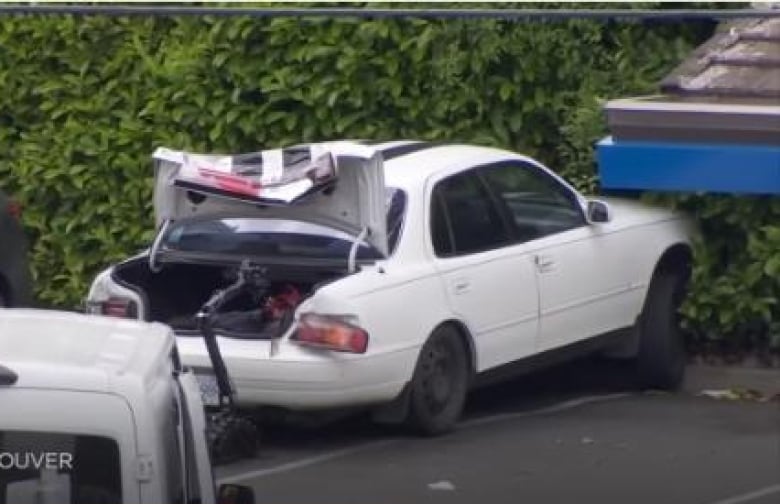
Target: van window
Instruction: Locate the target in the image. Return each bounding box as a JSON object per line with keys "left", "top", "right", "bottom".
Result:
{"left": 0, "top": 431, "right": 122, "bottom": 504}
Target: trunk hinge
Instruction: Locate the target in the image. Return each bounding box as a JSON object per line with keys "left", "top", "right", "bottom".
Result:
{"left": 136, "top": 454, "right": 154, "bottom": 482}
{"left": 348, "top": 227, "right": 369, "bottom": 273}
{"left": 149, "top": 218, "right": 171, "bottom": 273}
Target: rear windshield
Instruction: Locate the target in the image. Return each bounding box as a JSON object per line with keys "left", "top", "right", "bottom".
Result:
{"left": 163, "top": 187, "right": 406, "bottom": 259}
{"left": 0, "top": 431, "right": 122, "bottom": 504}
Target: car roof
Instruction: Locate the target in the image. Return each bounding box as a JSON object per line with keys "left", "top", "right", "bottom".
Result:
{"left": 364, "top": 140, "right": 533, "bottom": 188}
{"left": 0, "top": 309, "right": 174, "bottom": 394}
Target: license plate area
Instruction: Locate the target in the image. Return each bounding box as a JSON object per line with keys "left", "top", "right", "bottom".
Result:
{"left": 195, "top": 371, "right": 220, "bottom": 407}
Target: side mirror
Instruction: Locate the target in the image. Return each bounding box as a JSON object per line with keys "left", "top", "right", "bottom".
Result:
{"left": 218, "top": 484, "right": 255, "bottom": 504}
{"left": 586, "top": 200, "right": 612, "bottom": 224}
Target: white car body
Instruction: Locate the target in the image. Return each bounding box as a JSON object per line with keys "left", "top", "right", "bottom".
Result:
{"left": 0, "top": 309, "right": 227, "bottom": 504}
{"left": 87, "top": 140, "right": 694, "bottom": 416}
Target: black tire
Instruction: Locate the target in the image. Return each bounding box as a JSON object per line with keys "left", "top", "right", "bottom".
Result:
{"left": 207, "top": 410, "right": 259, "bottom": 465}
{"left": 635, "top": 273, "right": 687, "bottom": 390}
{"left": 406, "top": 326, "right": 469, "bottom": 436}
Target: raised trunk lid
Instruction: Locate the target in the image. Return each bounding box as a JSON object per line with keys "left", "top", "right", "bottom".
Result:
{"left": 152, "top": 141, "right": 388, "bottom": 256}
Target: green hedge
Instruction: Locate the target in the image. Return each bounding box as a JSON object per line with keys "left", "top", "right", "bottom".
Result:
{"left": 0, "top": 12, "right": 776, "bottom": 348}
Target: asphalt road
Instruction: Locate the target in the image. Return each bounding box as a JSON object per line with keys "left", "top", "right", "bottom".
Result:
{"left": 216, "top": 360, "right": 780, "bottom": 504}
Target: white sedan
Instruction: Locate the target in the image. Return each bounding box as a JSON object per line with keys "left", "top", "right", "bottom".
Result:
{"left": 87, "top": 140, "right": 695, "bottom": 434}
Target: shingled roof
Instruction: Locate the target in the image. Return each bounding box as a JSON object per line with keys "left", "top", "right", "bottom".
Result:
{"left": 660, "top": 17, "right": 780, "bottom": 104}
{"left": 598, "top": 11, "right": 779, "bottom": 194}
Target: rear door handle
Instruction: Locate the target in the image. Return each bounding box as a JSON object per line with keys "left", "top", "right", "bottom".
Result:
{"left": 452, "top": 277, "right": 471, "bottom": 295}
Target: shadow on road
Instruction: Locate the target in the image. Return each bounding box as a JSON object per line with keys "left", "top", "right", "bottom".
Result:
{"left": 217, "top": 358, "right": 779, "bottom": 504}
{"left": 466, "top": 357, "right": 636, "bottom": 417}
{"left": 246, "top": 356, "right": 638, "bottom": 455}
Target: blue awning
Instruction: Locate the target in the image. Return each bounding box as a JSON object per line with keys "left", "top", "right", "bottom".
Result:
{"left": 597, "top": 137, "right": 780, "bottom": 195}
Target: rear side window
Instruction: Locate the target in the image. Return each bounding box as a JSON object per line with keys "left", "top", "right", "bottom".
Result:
{"left": 0, "top": 431, "right": 122, "bottom": 504}
{"left": 431, "top": 172, "right": 511, "bottom": 256}
{"left": 430, "top": 193, "right": 454, "bottom": 256}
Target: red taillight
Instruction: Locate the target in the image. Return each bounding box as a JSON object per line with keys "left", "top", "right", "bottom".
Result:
{"left": 292, "top": 314, "right": 369, "bottom": 354}
{"left": 6, "top": 200, "right": 22, "bottom": 220}
{"left": 100, "top": 297, "right": 138, "bottom": 319}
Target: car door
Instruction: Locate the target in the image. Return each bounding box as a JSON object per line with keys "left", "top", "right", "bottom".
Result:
{"left": 429, "top": 170, "right": 539, "bottom": 372}
{"left": 480, "top": 161, "right": 631, "bottom": 353}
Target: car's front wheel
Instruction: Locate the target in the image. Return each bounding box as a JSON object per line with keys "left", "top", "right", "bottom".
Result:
{"left": 406, "top": 326, "right": 469, "bottom": 436}
{"left": 635, "top": 272, "right": 688, "bottom": 390}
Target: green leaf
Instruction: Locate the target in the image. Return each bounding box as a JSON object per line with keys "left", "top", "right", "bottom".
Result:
{"left": 764, "top": 255, "right": 780, "bottom": 278}
{"left": 499, "top": 82, "right": 515, "bottom": 102}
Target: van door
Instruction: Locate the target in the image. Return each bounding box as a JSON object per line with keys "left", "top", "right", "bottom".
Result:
{"left": 0, "top": 389, "right": 140, "bottom": 504}
{"left": 177, "top": 371, "right": 217, "bottom": 504}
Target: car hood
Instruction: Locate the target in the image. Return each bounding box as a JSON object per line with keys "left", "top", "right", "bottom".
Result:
{"left": 152, "top": 141, "right": 388, "bottom": 256}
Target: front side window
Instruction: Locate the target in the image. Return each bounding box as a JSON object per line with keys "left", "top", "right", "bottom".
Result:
{"left": 431, "top": 172, "right": 511, "bottom": 256}
{"left": 0, "top": 431, "right": 122, "bottom": 504}
{"left": 480, "top": 162, "right": 585, "bottom": 242}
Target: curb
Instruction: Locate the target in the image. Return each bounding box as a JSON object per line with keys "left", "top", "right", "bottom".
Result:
{"left": 683, "top": 363, "right": 780, "bottom": 398}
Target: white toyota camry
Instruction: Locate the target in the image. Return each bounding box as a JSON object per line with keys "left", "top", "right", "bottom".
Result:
{"left": 87, "top": 140, "right": 695, "bottom": 434}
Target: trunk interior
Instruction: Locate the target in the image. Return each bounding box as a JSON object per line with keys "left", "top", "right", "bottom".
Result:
{"left": 113, "top": 258, "right": 343, "bottom": 339}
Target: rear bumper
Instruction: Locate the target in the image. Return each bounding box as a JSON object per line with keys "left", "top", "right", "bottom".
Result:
{"left": 176, "top": 335, "right": 417, "bottom": 409}
{"left": 231, "top": 378, "right": 409, "bottom": 409}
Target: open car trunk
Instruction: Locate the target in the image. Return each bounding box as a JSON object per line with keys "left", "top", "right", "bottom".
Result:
{"left": 112, "top": 257, "right": 344, "bottom": 339}
{"left": 153, "top": 141, "right": 389, "bottom": 256}
{"left": 104, "top": 141, "right": 397, "bottom": 339}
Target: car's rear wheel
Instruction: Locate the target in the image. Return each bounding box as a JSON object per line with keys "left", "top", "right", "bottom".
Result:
{"left": 635, "top": 272, "right": 687, "bottom": 390}
{"left": 406, "top": 326, "right": 469, "bottom": 436}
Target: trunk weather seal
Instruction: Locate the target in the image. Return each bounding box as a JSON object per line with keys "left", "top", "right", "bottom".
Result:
{"left": 157, "top": 249, "right": 372, "bottom": 271}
